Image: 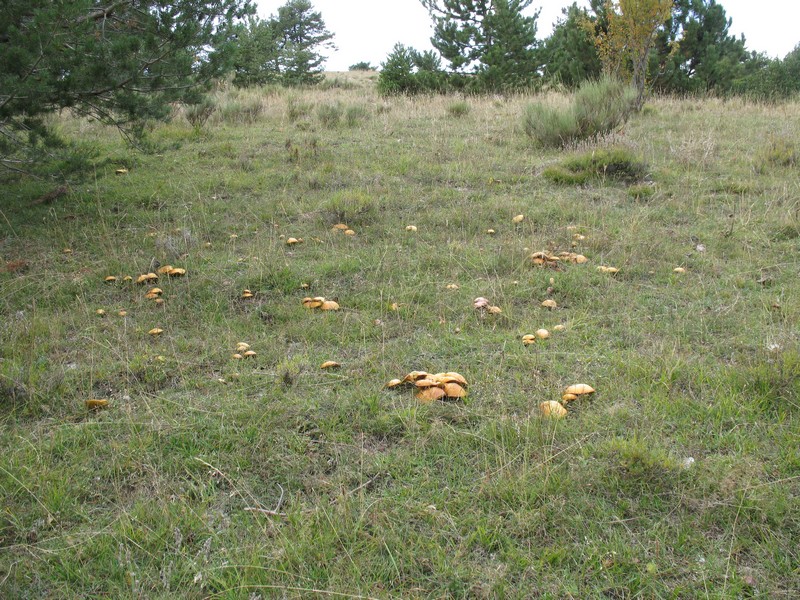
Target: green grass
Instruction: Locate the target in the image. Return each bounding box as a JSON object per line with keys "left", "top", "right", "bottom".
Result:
{"left": 1, "top": 76, "right": 799, "bottom": 598}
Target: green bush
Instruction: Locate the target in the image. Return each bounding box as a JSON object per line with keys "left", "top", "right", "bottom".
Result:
{"left": 447, "top": 101, "right": 470, "bottom": 118}
{"left": 345, "top": 104, "right": 369, "bottom": 127}
{"left": 756, "top": 135, "right": 797, "bottom": 171}
{"left": 524, "top": 76, "right": 636, "bottom": 148}
{"left": 183, "top": 99, "right": 216, "bottom": 128}
{"left": 286, "top": 96, "right": 313, "bottom": 122}
{"left": 523, "top": 103, "right": 579, "bottom": 148}
{"left": 543, "top": 147, "right": 647, "bottom": 185}
{"left": 317, "top": 102, "right": 343, "bottom": 127}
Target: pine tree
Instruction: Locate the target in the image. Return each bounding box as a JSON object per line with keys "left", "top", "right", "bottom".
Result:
{"left": 420, "top": 0, "right": 541, "bottom": 91}
{"left": 540, "top": 3, "right": 601, "bottom": 88}
{"left": 1, "top": 0, "right": 253, "bottom": 171}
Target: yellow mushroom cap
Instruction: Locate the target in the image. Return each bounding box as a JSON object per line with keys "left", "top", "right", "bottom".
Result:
{"left": 157, "top": 265, "right": 174, "bottom": 274}
{"left": 286, "top": 237, "right": 301, "bottom": 245}
{"left": 242, "top": 350, "right": 257, "bottom": 358}
{"left": 673, "top": 267, "right": 686, "bottom": 273}
{"left": 232, "top": 353, "right": 243, "bottom": 360}
{"left": 541, "top": 299, "right": 557, "bottom": 309}
{"left": 242, "top": 290, "right": 254, "bottom": 299}
{"left": 385, "top": 378, "right": 404, "bottom": 388}
{"left": 148, "top": 328, "right": 164, "bottom": 336}
{"left": 561, "top": 393, "right": 579, "bottom": 403}
{"left": 320, "top": 360, "right": 340, "bottom": 369}
{"left": 320, "top": 300, "right": 340, "bottom": 311}
{"left": 512, "top": 214, "right": 524, "bottom": 223}
{"left": 236, "top": 342, "right": 251, "bottom": 352}
{"left": 85, "top": 398, "right": 109, "bottom": 409}
{"left": 344, "top": 229, "right": 356, "bottom": 236}
{"left": 442, "top": 382, "right": 467, "bottom": 398}
{"left": 416, "top": 387, "right": 446, "bottom": 403}
{"left": 405, "top": 225, "right": 417, "bottom": 232}
{"left": 564, "top": 383, "right": 595, "bottom": 396}
{"left": 539, "top": 400, "right": 568, "bottom": 418}
{"left": 167, "top": 267, "right": 186, "bottom": 277}
{"left": 147, "top": 287, "right": 163, "bottom": 295}
{"left": 333, "top": 223, "right": 349, "bottom": 230}
{"left": 535, "top": 329, "right": 550, "bottom": 340}
{"left": 104, "top": 276, "right": 117, "bottom": 283}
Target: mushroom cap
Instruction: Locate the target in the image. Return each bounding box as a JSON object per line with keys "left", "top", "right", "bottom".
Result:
{"left": 232, "top": 353, "right": 244, "bottom": 360}
{"left": 236, "top": 342, "right": 251, "bottom": 351}
{"left": 333, "top": 223, "right": 349, "bottom": 230}
{"left": 167, "top": 267, "right": 186, "bottom": 277}
{"left": 561, "top": 393, "right": 579, "bottom": 403}
{"left": 416, "top": 387, "right": 446, "bottom": 403}
{"left": 564, "top": 383, "right": 595, "bottom": 395}
{"left": 473, "top": 297, "right": 490, "bottom": 309}
{"left": 242, "top": 290, "right": 255, "bottom": 299}
{"left": 435, "top": 372, "right": 467, "bottom": 386}
{"left": 85, "top": 398, "right": 109, "bottom": 409}
{"left": 442, "top": 382, "right": 467, "bottom": 398}
{"left": 402, "top": 371, "right": 430, "bottom": 383}
{"left": 535, "top": 329, "right": 551, "bottom": 340}
{"left": 104, "top": 276, "right": 117, "bottom": 283}
{"left": 446, "top": 283, "right": 460, "bottom": 290}
{"left": 405, "top": 225, "right": 417, "bottom": 232}
{"left": 136, "top": 273, "right": 159, "bottom": 284}
{"left": 539, "top": 400, "right": 568, "bottom": 418}
{"left": 144, "top": 292, "right": 160, "bottom": 300}
{"left": 242, "top": 350, "right": 257, "bottom": 358}
{"left": 512, "top": 214, "right": 524, "bottom": 223}
{"left": 541, "top": 299, "right": 558, "bottom": 309}
{"left": 673, "top": 267, "right": 686, "bottom": 273}
{"left": 320, "top": 300, "right": 340, "bottom": 311}
{"left": 414, "top": 378, "right": 440, "bottom": 389}
{"left": 385, "top": 378, "right": 403, "bottom": 388}
{"left": 157, "top": 265, "right": 174, "bottom": 274}
{"left": 320, "top": 360, "right": 340, "bottom": 369}
{"left": 148, "top": 328, "right": 164, "bottom": 336}
{"left": 487, "top": 305, "right": 502, "bottom": 314}
{"left": 286, "top": 237, "right": 301, "bottom": 245}
{"left": 147, "top": 287, "right": 163, "bottom": 296}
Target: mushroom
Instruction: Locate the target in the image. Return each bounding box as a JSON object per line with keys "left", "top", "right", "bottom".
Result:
{"left": 564, "top": 383, "right": 595, "bottom": 396}
{"left": 539, "top": 401, "right": 567, "bottom": 418}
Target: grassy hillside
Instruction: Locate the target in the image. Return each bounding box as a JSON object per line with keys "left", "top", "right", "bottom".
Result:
{"left": 1, "top": 72, "right": 799, "bottom": 597}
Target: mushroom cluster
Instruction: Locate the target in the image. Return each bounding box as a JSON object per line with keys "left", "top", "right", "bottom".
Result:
{"left": 474, "top": 297, "right": 502, "bottom": 314}
{"left": 302, "top": 296, "right": 340, "bottom": 311}
{"left": 539, "top": 383, "right": 595, "bottom": 418}
{"left": 385, "top": 370, "right": 468, "bottom": 403}
{"left": 332, "top": 223, "right": 356, "bottom": 236}
{"left": 530, "top": 251, "right": 588, "bottom": 268}
{"left": 232, "top": 341, "right": 257, "bottom": 360}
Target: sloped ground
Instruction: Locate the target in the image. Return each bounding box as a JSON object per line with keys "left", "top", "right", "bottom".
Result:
{"left": 1, "top": 76, "right": 798, "bottom": 597}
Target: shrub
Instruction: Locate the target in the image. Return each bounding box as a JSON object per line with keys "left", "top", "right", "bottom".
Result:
{"left": 317, "top": 102, "right": 343, "bottom": 127}
{"left": 345, "top": 104, "right": 369, "bottom": 127}
{"left": 349, "top": 62, "right": 375, "bottom": 71}
{"left": 447, "top": 101, "right": 470, "bottom": 118}
{"left": 756, "top": 135, "right": 797, "bottom": 171}
{"left": 216, "top": 96, "right": 263, "bottom": 124}
{"left": 286, "top": 96, "right": 313, "bottom": 122}
{"left": 523, "top": 103, "right": 579, "bottom": 148}
{"left": 543, "top": 147, "right": 647, "bottom": 185}
{"left": 184, "top": 99, "right": 216, "bottom": 128}
{"left": 524, "top": 76, "right": 636, "bottom": 148}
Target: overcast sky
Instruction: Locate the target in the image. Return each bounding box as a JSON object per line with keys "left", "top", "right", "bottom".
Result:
{"left": 255, "top": 0, "right": 800, "bottom": 72}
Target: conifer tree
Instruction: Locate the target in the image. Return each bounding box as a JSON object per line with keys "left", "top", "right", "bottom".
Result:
{"left": 420, "top": 0, "right": 541, "bottom": 91}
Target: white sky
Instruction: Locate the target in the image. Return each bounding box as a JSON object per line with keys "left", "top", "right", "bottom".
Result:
{"left": 255, "top": 0, "right": 800, "bottom": 72}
